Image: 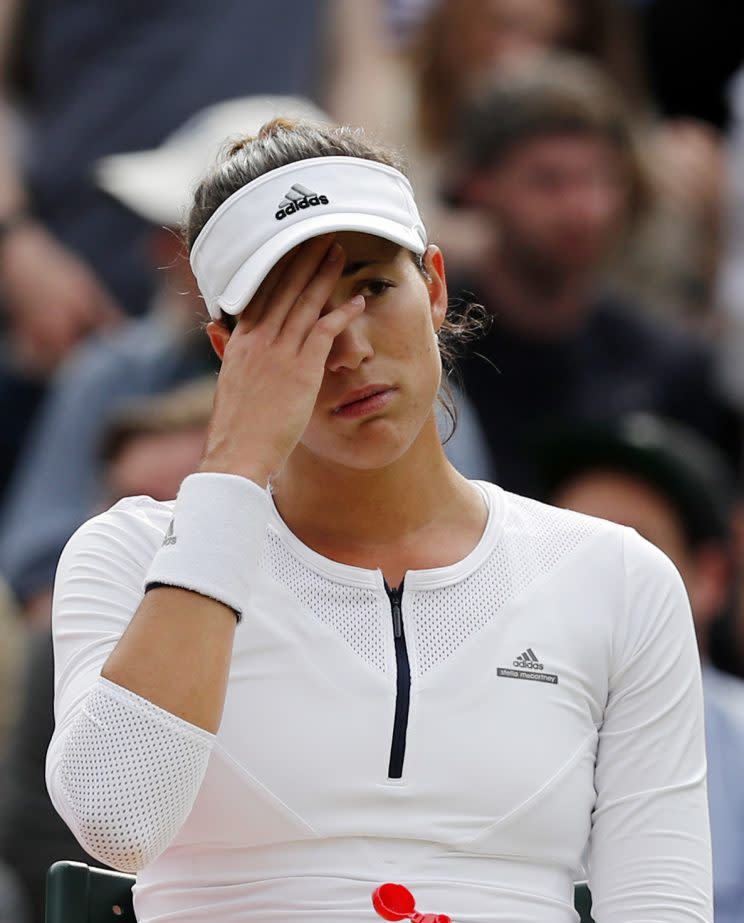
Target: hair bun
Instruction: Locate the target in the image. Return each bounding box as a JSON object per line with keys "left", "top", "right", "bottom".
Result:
{"left": 257, "top": 116, "right": 298, "bottom": 140}
{"left": 227, "top": 117, "right": 299, "bottom": 158}
{"left": 226, "top": 135, "right": 253, "bottom": 157}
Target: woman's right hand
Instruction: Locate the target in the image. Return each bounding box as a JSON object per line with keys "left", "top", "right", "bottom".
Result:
{"left": 198, "top": 234, "right": 365, "bottom": 486}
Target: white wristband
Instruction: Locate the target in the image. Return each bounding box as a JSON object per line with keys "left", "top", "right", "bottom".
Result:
{"left": 144, "top": 472, "right": 270, "bottom": 620}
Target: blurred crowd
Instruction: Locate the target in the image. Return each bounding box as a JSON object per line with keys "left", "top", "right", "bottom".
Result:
{"left": 0, "top": 1, "right": 743, "bottom": 921}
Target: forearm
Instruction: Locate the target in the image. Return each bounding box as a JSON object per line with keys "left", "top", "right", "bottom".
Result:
{"left": 101, "top": 586, "right": 236, "bottom": 733}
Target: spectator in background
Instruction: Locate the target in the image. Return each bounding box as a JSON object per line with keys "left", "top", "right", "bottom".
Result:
{"left": 450, "top": 55, "right": 740, "bottom": 495}
{"left": 715, "top": 64, "right": 744, "bottom": 411}
{"left": 332, "top": 0, "right": 648, "bottom": 274}
{"left": 534, "top": 412, "right": 744, "bottom": 923}
{"left": 0, "top": 378, "right": 215, "bottom": 923}
{"left": 332, "top": 1, "right": 725, "bottom": 324}
{"left": 608, "top": 0, "right": 737, "bottom": 329}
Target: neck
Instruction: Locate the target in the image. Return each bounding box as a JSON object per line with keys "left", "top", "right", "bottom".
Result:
{"left": 482, "top": 246, "right": 592, "bottom": 339}
{"left": 270, "top": 416, "right": 482, "bottom": 571}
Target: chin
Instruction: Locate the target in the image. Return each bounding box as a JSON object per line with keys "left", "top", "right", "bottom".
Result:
{"left": 303, "top": 423, "right": 421, "bottom": 473}
{"left": 332, "top": 441, "right": 416, "bottom": 473}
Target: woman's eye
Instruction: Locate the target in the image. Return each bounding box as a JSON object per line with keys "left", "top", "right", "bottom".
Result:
{"left": 359, "top": 279, "right": 393, "bottom": 298}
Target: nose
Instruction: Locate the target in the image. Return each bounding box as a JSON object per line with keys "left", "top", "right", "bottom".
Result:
{"left": 324, "top": 299, "right": 374, "bottom": 373}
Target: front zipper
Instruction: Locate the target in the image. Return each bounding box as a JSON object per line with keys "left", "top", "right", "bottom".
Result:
{"left": 385, "top": 581, "right": 411, "bottom": 779}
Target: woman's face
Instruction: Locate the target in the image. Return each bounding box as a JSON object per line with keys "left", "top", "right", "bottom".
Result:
{"left": 290, "top": 231, "right": 448, "bottom": 473}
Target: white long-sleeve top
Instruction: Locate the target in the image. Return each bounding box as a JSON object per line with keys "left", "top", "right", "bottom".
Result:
{"left": 46, "top": 478, "right": 712, "bottom": 923}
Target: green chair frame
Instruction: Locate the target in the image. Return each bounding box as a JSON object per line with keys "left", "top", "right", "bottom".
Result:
{"left": 46, "top": 861, "right": 593, "bottom": 922}
{"left": 45, "top": 861, "right": 135, "bottom": 923}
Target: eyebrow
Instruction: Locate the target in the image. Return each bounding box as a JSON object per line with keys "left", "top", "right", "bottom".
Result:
{"left": 341, "top": 259, "right": 388, "bottom": 277}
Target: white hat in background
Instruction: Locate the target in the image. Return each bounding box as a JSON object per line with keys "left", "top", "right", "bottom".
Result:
{"left": 95, "top": 95, "right": 329, "bottom": 227}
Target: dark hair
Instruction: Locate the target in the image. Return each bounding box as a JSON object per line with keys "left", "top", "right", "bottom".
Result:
{"left": 457, "top": 54, "right": 651, "bottom": 221}
{"left": 100, "top": 377, "right": 215, "bottom": 465}
{"left": 186, "top": 117, "right": 489, "bottom": 438}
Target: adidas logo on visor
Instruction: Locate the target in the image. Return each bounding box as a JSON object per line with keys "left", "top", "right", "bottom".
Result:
{"left": 275, "top": 183, "right": 330, "bottom": 220}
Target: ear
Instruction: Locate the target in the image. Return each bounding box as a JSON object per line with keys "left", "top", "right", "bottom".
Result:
{"left": 423, "top": 244, "right": 448, "bottom": 332}
{"left": 205, "top": 320, "right": 231, "bottom": 361}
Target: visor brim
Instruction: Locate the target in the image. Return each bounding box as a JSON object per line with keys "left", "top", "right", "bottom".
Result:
{"left": 213, "top": 212, "right": 426, "bottom": 318}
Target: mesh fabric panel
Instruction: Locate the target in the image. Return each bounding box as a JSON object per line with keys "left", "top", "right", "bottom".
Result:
{"left": 262, "top": 530, "right": 388, "bottom": 673}
{"left": 410, "top": 495, "right": 601, "bottom": 675}
{"left": 58, "top": 678, "right": 213, "bottom": 873}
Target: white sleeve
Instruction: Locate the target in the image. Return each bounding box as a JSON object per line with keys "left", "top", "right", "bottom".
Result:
{"left": 45, "top": 500, "right": 216, "bottom": 873}
{"left": 587, "top": 529, "right": 713, "bottom": 922}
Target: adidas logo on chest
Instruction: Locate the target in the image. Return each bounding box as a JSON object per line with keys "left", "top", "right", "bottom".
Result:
{"left": 513, "top": 648, "right": 542, "bottom": 670}
{"left": 497, "top": 647, "right": 559, "bottom": 684}
{"left": 275, "top": 183, "right": 329, "bottom": 220}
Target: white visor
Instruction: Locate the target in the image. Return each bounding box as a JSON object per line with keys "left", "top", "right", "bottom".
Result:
{"left": 190, "top": 156, "right": 427, "bottom": 319}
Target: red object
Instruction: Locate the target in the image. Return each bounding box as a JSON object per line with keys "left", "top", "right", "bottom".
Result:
{"left": 372, "top": 883, "right": 452, "bottom": 923}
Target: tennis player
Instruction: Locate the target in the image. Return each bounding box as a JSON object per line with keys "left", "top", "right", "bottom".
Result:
{"left": 46, "top": 119, "right": 712, "bottom": 922}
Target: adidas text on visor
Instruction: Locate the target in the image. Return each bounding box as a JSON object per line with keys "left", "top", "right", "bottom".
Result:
{"left": 190, "top": 156, "right": 428, "bottom": 320}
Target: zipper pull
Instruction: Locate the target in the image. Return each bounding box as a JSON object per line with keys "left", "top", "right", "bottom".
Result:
{"left": 390, "top": 590, "right": 403, "bottom": 639}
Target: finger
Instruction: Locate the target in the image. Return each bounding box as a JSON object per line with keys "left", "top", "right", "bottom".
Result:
{"left": 259, "top": 236, "right": 332, "bottom": 307}
{"left": 301, "top": 294, "right": 366, "bottom": 366}
{"left": 235, "top": 247, "right": 300, "bottom": 332}
{"left": 235, "top": 234, "right": 336, "bottom": 335}
{"left": 279, "top": 242, "right": 347, "bottom": 345}
{"left": 258, "top": 234, "right": 338, "bottom": 338}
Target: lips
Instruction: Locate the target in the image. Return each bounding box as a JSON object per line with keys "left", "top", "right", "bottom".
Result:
{"left": 333, "top": 384, "right": 396, "bottom": 420}
{"left": 333, "top": 384, "right": 392, "bottom": 412}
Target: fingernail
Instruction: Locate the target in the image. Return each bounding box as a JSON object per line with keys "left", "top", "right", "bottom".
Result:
{"left": 326, "top": 243, "right": 342, "bottom": 262}
{"left": 350, "top": 295, "right": 365, "bottom": 308}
